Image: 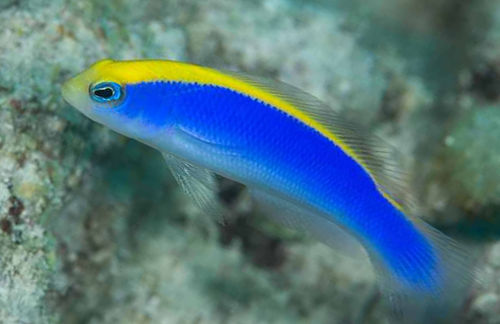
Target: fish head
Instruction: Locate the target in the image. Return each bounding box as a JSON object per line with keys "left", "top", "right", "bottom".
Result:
{"left": 62, "top": 59, "right": 119, "bottom": 117}
{"left": 62, "top": 59, "right": 169, "bottom": 144}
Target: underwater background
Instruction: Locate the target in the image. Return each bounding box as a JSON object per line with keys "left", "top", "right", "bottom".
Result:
{"left": 0, "top": 0, "right": 499, "bottom": 323}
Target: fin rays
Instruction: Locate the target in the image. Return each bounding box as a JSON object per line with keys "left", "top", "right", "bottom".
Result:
{"left": 163, "top": 153, "right": 224, "bottom": 221}
{"left": 251, "top": 188, "right": 368, "bottom": 261}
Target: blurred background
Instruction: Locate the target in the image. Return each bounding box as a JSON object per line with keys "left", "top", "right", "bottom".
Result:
{"left": 0, "top": 0, "right": 499, "bottom": 323}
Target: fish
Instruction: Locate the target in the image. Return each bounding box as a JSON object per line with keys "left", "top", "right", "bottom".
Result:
{"left": 62, "top": 59, "right": 475, "bottom": 322}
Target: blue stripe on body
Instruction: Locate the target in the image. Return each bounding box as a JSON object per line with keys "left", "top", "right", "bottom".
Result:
{"left": 121, "top": 81, "right": 438, "bottom": 289}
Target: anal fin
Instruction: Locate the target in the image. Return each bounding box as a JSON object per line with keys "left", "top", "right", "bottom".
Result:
{"left": 250, "top": 188, "right": 367, "bottom": 261}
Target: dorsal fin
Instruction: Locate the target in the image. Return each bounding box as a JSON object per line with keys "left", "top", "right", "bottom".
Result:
{"left": 224, "top": 70, "right": 416, "bottom": 213}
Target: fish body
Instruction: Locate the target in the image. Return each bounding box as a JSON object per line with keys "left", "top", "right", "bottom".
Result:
{"left": 116, "top": 79, "right": 434, "bottom": 287}
{"left": 62, "top": 59, "right": 473, "bottom": 321}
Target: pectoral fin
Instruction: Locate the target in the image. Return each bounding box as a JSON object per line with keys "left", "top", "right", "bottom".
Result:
{"left": 163, "top": 153, "right": 224, "bottom": 222}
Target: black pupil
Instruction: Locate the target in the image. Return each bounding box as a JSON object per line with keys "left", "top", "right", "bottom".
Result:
{"left": 94, "top": 87, "right": 114, "bottom": 99}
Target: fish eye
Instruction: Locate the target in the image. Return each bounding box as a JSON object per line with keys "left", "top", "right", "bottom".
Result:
{"left": 90, "top": 82, "right": 123, "bottom": 103}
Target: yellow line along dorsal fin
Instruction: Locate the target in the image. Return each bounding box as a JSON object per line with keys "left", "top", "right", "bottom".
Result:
{"left": 222, "top": 69, "right": 416, "bottom": 213}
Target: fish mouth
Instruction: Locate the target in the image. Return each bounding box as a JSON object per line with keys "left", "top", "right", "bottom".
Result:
{"left": 61, "top": 77, "right": 89, "bottom": 114}
{"left": 61, "top": 82, "right": 78, "bottom": 109}
{"left": 61, "top": 81, "right": 73, "bottom": 104}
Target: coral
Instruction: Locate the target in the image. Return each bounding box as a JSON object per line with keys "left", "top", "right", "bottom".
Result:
{"left": 444, "top": 106, "right": 500, "bottom": 209}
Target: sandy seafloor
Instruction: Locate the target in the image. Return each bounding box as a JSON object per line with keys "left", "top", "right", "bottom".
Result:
{"left": 1, "top": 0, "right": 500, "bottom": 323}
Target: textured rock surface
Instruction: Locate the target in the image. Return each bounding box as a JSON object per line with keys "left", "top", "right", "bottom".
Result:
{"left": 0, "top": 0, "right": 499, "bottom": 323}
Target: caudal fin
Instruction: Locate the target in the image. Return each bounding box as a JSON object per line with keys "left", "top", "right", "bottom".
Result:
{"left": 368, "top": 219, "right": 477, "bottom": 323}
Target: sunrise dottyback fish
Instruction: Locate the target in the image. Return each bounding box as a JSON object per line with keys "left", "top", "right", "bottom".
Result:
{"left": 62, "top": 59, "right": 474, "bottom": 322}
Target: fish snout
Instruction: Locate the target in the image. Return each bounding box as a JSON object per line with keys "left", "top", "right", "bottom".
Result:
{"left": 62, "top": 76, "right": 92, "bottom": 114}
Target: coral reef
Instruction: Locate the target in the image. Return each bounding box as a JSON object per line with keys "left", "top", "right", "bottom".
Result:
{"left": 0, "top": 0, "right": 499, "bottom": 323}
